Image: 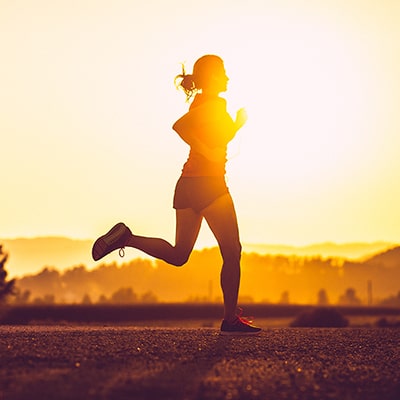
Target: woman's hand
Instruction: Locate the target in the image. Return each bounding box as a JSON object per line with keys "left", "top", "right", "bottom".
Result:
{"left": 235, "top": 108, "right": 248, "bottom": 131}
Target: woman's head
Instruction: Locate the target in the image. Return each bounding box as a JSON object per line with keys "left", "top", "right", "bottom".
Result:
{"left": 175, "top": 55, "right": 228, "bottom": 100}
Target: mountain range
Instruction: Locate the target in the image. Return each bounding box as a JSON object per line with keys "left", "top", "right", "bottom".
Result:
{"left": 1, "top": 237, "right": 397, "bottom": 278}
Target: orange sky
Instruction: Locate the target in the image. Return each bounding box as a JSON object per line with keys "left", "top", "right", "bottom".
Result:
{"left": 1, "top": 0, "right": 400, "bottom": 251}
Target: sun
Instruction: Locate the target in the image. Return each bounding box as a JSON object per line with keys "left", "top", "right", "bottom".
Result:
{"left": 220, "top": 17, "right": 377, "bottom": 195}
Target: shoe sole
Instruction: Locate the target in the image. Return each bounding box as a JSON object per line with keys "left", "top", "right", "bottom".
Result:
{"left": 92, "top": 223, "right": 127, "bottom": 261}
{"left": 220, "top": 329, "right": 262, "bottom": 336}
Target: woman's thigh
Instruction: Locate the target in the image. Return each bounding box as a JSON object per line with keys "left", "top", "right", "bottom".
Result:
{"left": 175, "top": 207, "right": 203, "bottom": 254}
{"left": 202, "top": 194, "right": 241, "bottom": 259}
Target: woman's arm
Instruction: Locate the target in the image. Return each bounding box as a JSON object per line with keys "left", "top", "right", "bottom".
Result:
{"left": 172, "top": 118, "right": 226, "bottom": 162}
{"left": 234, "top": 108, "right": 248, "bottom": 132}
{"left": 172, "top": 100, "right": 247, "bottom": 162}
{"left": 188, "top": 137, "right": 226, "bottom": 163}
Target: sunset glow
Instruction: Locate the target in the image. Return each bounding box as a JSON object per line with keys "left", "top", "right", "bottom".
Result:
{"left": 2, "top": 0, "right": 399, "bottom": 261}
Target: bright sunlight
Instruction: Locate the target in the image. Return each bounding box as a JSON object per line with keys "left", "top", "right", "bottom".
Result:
{"left": 223, "top": 14, "right": 379, "bottom": 193}
{"left": 2, "top": 0, "right": 399, "bottom": 248}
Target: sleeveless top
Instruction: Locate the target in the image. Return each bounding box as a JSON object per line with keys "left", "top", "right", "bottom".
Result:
{"left": 180, "top": 94, "right": 235, "bottom": 177}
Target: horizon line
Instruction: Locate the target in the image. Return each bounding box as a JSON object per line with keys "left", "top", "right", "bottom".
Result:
{"left": 1, "top": 235, "right": 398, "bottom": 248}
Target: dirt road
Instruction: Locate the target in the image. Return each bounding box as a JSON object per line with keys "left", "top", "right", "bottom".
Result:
{"left": 1, "top": 326, "right": 399, "bottom": 399}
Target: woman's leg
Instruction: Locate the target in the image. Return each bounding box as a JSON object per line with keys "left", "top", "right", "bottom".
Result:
{"left": 202, "top": 193, "right": 242, "bottom": 322}
{"left": 125, "top": 208, "right": 203, "bottom": 266}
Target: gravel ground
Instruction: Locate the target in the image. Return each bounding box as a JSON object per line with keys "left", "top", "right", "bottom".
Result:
{"left": 0, "top": 325, "right": 399, "bottom": 400}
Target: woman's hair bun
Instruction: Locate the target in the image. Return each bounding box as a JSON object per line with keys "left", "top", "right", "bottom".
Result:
{"left": 180, "top": 74, "right": 195, "bottom": 91}
{"left": 175, "top": 63, "right": 197, "bottom": 101}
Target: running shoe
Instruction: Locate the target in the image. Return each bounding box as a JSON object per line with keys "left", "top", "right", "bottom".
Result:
{"left": 220, "top": 313, "right": 262, "bottom": 336}
{"left": 92, "top": 222, "right": 132, "bottom": 261}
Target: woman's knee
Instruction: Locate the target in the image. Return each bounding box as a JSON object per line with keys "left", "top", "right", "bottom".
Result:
{"left": 170, "top": 248, "right": 191, "bottom": 267}
{"left": 220, "top": 241, "right": 242, "bottom": 264}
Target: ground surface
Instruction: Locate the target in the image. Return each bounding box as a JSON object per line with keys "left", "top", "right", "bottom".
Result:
{"left": 0, "top": 325, "right": 399, "bottom": 400}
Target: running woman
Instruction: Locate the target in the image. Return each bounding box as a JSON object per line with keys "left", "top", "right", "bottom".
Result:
{"left": 92, "top": 55, "right": 261, "bottom": 335}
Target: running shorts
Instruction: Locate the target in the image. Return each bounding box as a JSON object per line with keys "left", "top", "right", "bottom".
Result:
{"left": 173, "top": 176, "right": 229, "bottom": 213}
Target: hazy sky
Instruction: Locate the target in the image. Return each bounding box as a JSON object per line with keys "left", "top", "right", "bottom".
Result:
{"left": 2, "top": 0, "right": 400, "bottom": 250}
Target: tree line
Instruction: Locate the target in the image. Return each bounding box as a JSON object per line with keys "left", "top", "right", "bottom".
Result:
{"left": 2, "top": 245, "right": 400, "bottom": 306}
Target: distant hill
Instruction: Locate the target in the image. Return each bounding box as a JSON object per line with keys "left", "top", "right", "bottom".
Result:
{"left": 364, "top": 246, "right": 400, "bottom": 269}
{"left": 0, "top": 237, "right": 397, "bottom": 278}
{"left": 1, "top": 237, "right": 95, "bottom": 277}
{"left": 242, "top": 242, "right": 397, "bottom": 260}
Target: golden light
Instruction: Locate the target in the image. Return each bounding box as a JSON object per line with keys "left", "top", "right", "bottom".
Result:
{"left": 219, "top": 13, "right": 382, "bottom": 197}
{"left": 2, "top": 0, "right": 399, "bottom": 247}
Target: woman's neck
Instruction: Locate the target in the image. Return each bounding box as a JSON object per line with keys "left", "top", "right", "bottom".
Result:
{"left": 201, "top": 87, "right": 221, "bottom": 97}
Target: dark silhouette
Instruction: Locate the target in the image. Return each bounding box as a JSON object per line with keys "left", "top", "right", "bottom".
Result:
{"left": 110, "top": 287, "right": 138, "bottom": 304}
{"left": 317, "top": 288, "right": 329, "bottom": 305}
{"left": 379, "top": 291, "right": 400, "bottom": 307}
{"left": 290, "top": 307, "right": 349, "bottom": 327}
{"left": 338, "top": 288, "right": 362, "bottom": 306}
{"left": 279, "top": 290, "right": 290, "bottom": 304}
{"left": 0, "top": 245, "right": 15, "bottom": 303}
{"left": 375, "top": 317, "right": 400, "bottom": 328}
{"left": 92, "top": 55, "right": 260, "bottom": 335}
{"left": 81, "top": 293, "right": 92, "bottom": 305}
{"left": 12, "top": 246, "right": 400, "bottom": 305}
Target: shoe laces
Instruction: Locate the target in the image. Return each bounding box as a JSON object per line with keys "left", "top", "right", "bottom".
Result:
{"left": 118, "top": 234, "right": 129, "bottom": 257}
{"left": 235, "top": 307, "right": 254, "bottom": 325}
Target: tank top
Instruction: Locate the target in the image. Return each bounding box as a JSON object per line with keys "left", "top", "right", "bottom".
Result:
{"left": 181, "top": 94, "right": 234, "bottom": 177}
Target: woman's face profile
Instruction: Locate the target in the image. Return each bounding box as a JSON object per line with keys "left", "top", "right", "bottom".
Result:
{"left": 208, "top": 66, "right": 229, "bottom": 93}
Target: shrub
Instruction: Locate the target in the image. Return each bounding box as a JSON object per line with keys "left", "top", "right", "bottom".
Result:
{"left": 290, "top": 307, "right": 348, "bottom": 327}
{"left": 0, "top": 245, "right": 16, "bottom": 303}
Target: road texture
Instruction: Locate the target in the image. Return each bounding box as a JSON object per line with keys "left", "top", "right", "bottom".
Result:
{"left": 0, "top": 325, "right": 399, "bottom": 400}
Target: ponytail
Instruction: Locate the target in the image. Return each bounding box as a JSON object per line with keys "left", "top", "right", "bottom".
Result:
{"left": 174, "top": 63, "right": 197, "bottom": 101}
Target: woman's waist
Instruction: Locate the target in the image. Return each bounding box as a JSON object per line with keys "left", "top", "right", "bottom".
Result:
{"left": 181, "top": 154, "right": 226, "bottom": 177}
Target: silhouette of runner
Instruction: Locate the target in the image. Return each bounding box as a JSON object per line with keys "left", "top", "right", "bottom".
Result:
{"left": 92, "top": 55, "right": 261, "bottom": 335}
